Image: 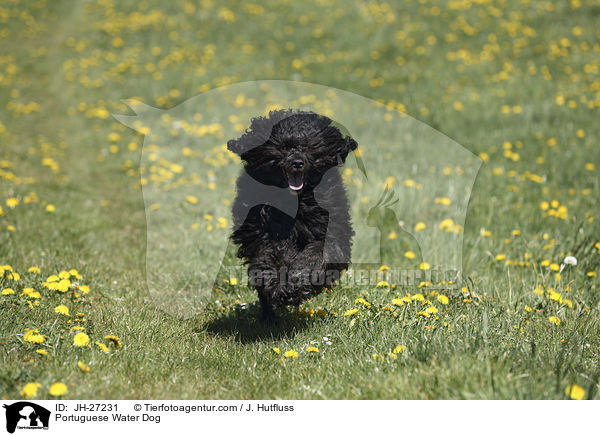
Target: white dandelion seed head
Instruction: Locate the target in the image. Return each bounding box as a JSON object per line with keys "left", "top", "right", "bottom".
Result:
{"left": 563, "top": 256, "right": 578, "bottom": 266}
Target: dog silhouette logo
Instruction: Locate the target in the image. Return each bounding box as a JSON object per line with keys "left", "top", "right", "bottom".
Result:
{"left": 3, "top": 402, "right": 50, "bottom": 433}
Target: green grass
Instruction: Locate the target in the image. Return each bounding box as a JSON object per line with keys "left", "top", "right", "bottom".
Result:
{"left": 1, "top": 0, "right": 599, "bottom": 399}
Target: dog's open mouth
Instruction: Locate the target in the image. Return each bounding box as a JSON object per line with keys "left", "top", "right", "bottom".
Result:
{"left": 286, "top": 171, "right": 304, "bottom": 191}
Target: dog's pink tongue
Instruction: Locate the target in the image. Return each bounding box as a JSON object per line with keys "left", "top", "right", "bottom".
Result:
{"left": 288, "top": 173, "right": 304, "bottom": 191}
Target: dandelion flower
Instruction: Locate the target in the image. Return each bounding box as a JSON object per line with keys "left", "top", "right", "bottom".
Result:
{"left": 272, "top": 347, "right": 281, "bottom": 355}
{"left": 35, "top": 349, "right": 47, "bottom": 356}
{"left": 49, "top": 382, "right": 68, "bottom": 397}
{"left": 306, "top": 346, "right": 319, "bottom": 353}
{"left": 393, "top": 345, "right": 406, "bottom": 354}
{"left": 391, "top": 298, "right": 404, "bottom": 306}
{"left": 424, "top": 306, "right": 438, "bottom": 315}
{"left": 437, "top": 295, "right": 449, "bottom": 305}
{"left": 95, "top": 342, "right": 109, "bottom": 353}
{"left": 54, "top": 305, "right": 70, "bottom": 316}
{"left": 28, "top": 266, "right": 41, "bottom": 274}
{"left": 77, "top": 285, "right": 90, "bottom": 294}
{"left": 548, "top": 316, "right": 561, "bottom": 326}
{"left": 78, "top": 361, "right": 91, "bottom": 373}
{"left": 56, "top": 279, "right": 71, "bottom": 292}
{"left": 343, "top": 308, "right": 359, "bottom": 316}
{"left": 376, "top": 280, "right": 390, "bottom": 288}
{"left": 284, "top": 350, "right": 298, "bottom": 359}
{"left": 565, "top": 384, "right": 585, "bottom": 400}
{"left": 419, "top": 262, "right": 430, "bottom": 270}
{"left": 105, "top": 335, "right": 122, "bottom": 349}
{"left": 24, "top": 329, "right": 45, "bottom": 344}
{"left": 73, "top": 332, "right": 90, "bottom": 347}
{"left": 1, "top": 288, "right": 14, "bottom": 295}
{"left": 20, "top": 382, "right": 42, "bottom": 399}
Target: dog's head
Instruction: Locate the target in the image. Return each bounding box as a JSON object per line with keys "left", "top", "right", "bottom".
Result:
{"left": 227, "top": 109, "right": 357, "bottom": 191}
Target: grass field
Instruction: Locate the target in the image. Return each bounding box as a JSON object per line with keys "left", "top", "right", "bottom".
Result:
{"left": 1, "top": 0, "right": 599, "bottom": 400}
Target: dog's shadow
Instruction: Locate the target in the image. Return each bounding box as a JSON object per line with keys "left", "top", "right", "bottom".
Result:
{"left": 198, "top": 303, "right": 313, "bottom": 343}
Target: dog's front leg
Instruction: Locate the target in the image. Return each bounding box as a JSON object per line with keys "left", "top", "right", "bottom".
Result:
{"left": 248, "top": 255, "right": 282, "bottom": 323}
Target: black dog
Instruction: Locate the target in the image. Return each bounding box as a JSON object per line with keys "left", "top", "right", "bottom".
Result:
{"left": 227, "top": 109, "right": 357, "bottom": 321}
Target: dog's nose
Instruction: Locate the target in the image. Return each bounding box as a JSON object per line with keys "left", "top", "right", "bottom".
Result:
{"left": 291, "top": 159, "right": 304, "bottom": 170}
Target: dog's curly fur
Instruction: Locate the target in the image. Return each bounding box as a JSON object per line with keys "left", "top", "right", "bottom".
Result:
{"left": 227, "top": 109, "right": 357, "bottom": 321}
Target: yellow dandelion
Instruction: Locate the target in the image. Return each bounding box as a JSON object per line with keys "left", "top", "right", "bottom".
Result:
{"left": 105, "top": 335, "right": 122, "bottom": 349}
{"left": 565, "top": 384, "right": 585, "bottom": 400}
{"left": 425, "top": 305, "right": 438, "bottom": 315}
{"left": 78, "top": 361, "right": 91, "bottom": 373}
{"left": 95, "top": 342, "right": 109, "bottom": 353}
{"left": 6, "top": 197, "right": 19, "bottom": 208}
{"left": 306, "top": 346, "right": 319, "bottom": 353}
{"left": 272, "top": 347, "right": 281, "bottom": 355}
{"left": 185, "top": 195, "right": 198, "bottom": 204}
{"left": 391, "top": 298, "right": 405, "bottom": 306}
{"left": 20, "top": 382, "right": 42, "bottom": 399}
{"left": 73, "top": 332, "right": 90, "bottom": 347}
{"left": 393, "top": 345, "right": 406, "bottom": 354}
{"left": 28, "top": 266, "right": 41, "bottom": 274}
{"left": 412, "top": 293, "right": 425, "bottom": 302}
{"left": 284, "top": 350, "right": 298, "bottom": 358}
{"left": 24, "top": 329, "right": 45, "bottom": 344}
{"left": 217, "top": 217, "right": 228, "bottom": 228}
{"left": 77, "top": 285, "right": 90, "bottom": 294}
{"left": 343, "top": 308, "right": 359, "bottom": 316}
{"left": 56, "top": 279, "right": 71, "bottom": 292}
{"left": 54, "top": 305, "right": 70, "bottom": 316}
{"left": 35, "top": 349, "right": 47, "bottom": 356}
{"left": 49, "top": 382, "right": 68, "bottom": 397}
{"left": 414, "top": 222, "right": 426, "bottom": 232}
{"left": 437, "top": 295, "right": 449, "bottom": 305}
{"left": 1, "top": 288, "right": 15, "bottom": 295}
{"left": 419, "top": 262, "right": 430, "bottom": 270}
{"left": 548, "top": 316, "right": 561, "bottom": 325}
{"left": 376, "top": 280, "right": 390, "bottom": 288}
{"left": 404, "top": 251, "right": 415, "bottom": 259}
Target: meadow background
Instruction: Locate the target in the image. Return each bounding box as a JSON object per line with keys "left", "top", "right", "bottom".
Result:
{"left": 1, "top": 0, "right": 599, "bottom": 399}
